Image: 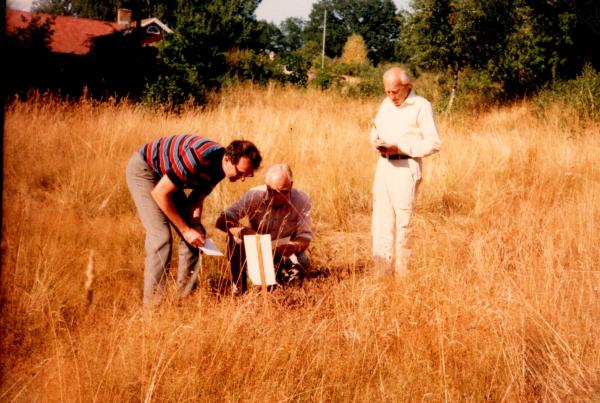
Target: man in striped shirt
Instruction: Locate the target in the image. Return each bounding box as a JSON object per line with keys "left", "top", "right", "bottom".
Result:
{"left": 126, "top": 135, "right": 262, "bottom": 305}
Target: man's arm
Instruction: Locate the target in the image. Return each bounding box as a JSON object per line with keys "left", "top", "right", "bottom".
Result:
{"left": 215, "top": 212, "right": 235, "bottom": 232}
{"left": 375, "top": 142, "right": 402, "bottom": 156}
{"left": 396, "top": 101, "right": 441, "bottom": 158}
{"left": 275, "top": 193, "right": 312, "bottom": 257}
{"left": 371, "top": 106, "right": 385, "bottom": 149}
{"left": 215, "top": 190, "right": 259, "bottom": 241}
{"left": 151, "top": 175, "right": 205, "bottom": 247}
{"left": 275, "top": 237, "right": 310, "bottom": 257}
{"left": 187, "top": 190, "right": 206, "bottom": 225}
{"left": 371, "top": 105, "right": 405, "bottom": 157}
{"left": 215, "top": 212, "right": 256, "bottom": 241}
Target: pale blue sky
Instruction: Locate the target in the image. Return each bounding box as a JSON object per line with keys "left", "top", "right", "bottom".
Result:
{"left": 256, "top": 0, "right": 410, "bottom": 25}
{"left": 9, "top": 0, "right": 411, "bottom": 24}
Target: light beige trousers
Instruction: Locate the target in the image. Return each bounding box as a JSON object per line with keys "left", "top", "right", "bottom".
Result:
{"left": 372, "top": 157, "right": 418, "bottom": 276}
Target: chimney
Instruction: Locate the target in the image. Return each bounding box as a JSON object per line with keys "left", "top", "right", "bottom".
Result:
{"left": 117, "top": 8, "right": 132, "bottom": 25}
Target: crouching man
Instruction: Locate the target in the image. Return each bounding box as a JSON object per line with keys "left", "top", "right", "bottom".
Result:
{"left": 216, "top": 163, "right": 312, "bottom": 293}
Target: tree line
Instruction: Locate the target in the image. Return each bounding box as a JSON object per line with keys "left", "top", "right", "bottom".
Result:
{"left": 4, "top": 0, "right": 600, "bottom": 109}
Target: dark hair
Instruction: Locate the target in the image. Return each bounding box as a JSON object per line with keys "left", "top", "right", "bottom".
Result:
{"left": 225, "top": 140, "right": 262, "bottom": 169}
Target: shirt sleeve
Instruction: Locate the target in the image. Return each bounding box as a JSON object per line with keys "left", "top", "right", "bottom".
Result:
{"left": 166, "top": 170, "right": 184, "bottom": 188}
{"left": 223, "top": 190, "right": 257, "bottom": 223}
{"left": 294, "top": 193, "right": 313, "bottom": 241}
{"left": 370, "top": 103, "right": 384, "bottom": 145}
{"left": 397, "top": 101, "right": 442, "bottom": 158}
{"left": 369, "top": 127, "right": 378, "bottom": 145}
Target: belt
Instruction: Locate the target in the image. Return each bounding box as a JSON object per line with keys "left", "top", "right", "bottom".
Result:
{"left": 382, "top": 154, "right": 409, "bottom": 160}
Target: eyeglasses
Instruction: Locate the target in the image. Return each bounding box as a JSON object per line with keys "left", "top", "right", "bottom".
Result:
{"left": 233, "top": 164, "right": 254, "bottom": 179}
{"left": 266, "top": 185, "right": 291, "bottom": 196}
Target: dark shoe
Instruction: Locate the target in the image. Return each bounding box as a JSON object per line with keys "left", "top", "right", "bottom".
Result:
{"left": 283, "top": 263, "right": 305, "bottom": 286}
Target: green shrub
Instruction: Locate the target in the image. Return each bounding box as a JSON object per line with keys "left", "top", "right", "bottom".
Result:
{"left": 277, "top": 53, "right": 312, "bottom": 86}
{"left": 329, "top": 61, "right": 373, "bottom": 77}
{"left": 319, "top": 60, "right": 384, "bottom": 98}
{"left": 413, "top": 69, "right": 505, "bottom": 114}
{"left": 224, "top": 49, "right": 274, "bottom": 85}
{"left": 143, "top": 74, "right": 207, "bottom": 111}
{"left": 535, "top": 64, "right": 600, "bottom": 120}
{"left": 343, "top": 79, "right": 383, "bottom": 99}
{"left": 310, "top": 69, "right": 334, "bottom": 90}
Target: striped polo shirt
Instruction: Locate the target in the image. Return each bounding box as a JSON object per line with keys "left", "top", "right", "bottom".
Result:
{"left": 139, "top": 135, "right": 226, "bottom": 194}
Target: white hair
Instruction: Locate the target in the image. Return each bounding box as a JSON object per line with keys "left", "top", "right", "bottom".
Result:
{"left": 265, "top": 163, "right": 294, "bottom": 184}
{"left": 383, "top": 67, "right": 412, "bottom": 85}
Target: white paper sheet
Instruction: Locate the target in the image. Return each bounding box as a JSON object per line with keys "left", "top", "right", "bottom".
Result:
{"left": 199, "top": 238, "right": 224, "bottom": 256}
{"left": 243, "top": 234, "right": 277, "bottom": 286}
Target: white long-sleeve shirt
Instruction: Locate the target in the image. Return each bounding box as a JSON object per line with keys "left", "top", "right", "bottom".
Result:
{"left": 370, "top": 91, "right": 441, "bottom": 180}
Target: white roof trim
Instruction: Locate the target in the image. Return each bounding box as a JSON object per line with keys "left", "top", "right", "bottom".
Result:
{"left": 140, "top": 18, "right": 173, "bottom": 34}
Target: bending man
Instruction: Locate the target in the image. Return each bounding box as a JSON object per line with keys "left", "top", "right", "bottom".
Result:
{"left": 126, "top": 135, "right": 262, "bottom": 304}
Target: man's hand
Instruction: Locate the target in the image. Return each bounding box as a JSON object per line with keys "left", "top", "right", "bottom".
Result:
{"left": 374, "top": 138, "right": 389, "bottom": 152}
{"left": 152, "top": 175, "right": 207, "bottom": 248}
{"left": 275, "top": 238, "right": 310, "bottom": 257}
{"left": 275, "top": 243, "right": 298, "bottom": 257}
{"left": 230, "top": 226, "right": 255, "bottom": 243}
{"left": 374, "top": 139, "right": 400, "bottom": 156}
{"left": 182, "top": 225, "right": 206, "bottom": 248}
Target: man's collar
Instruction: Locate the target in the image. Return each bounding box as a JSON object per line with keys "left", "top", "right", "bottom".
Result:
{"left": 258, "top": 184, "right": 270, "bottom": 202}
{"left": 398, "top": 90, "right": 416, "bottom": 107}
{"left": 259, "top": 184, "right": 294, "bottom": 207}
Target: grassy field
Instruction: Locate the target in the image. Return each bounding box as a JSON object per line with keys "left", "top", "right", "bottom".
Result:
{"left": 2, "top": 84, "right": 599, "bottom": 401}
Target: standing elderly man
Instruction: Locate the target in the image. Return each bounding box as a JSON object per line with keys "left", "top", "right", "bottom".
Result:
{"left": 216, "top": 163, "right": 312, "bottom": 294}
{"left": 370, "top": 67, "right": 441, "bottom": 277}
{"left": 126, "top": 135, "right": 262, "bottom": 304}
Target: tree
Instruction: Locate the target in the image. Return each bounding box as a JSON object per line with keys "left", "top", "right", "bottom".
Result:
{"left": 400, "top": 0, "right": 452, "bottom": 71}
{"left": 2, "top": 14, "right": 55, "bottom": 97}
{"left": 32, "top": 0, "right": 73, "bottom": 15}
{"left": 278, "top": 17, "right": 306, "bottom": 53}
{"left": 400, "top": 0, "right": 579, "bottom": 102}
{"left": 566, "top": 0, "right": 600, "bottom": 73}
{"left": 253, "top": 20, "right": 284, "bottom": 53}
{"left": 304, "top": 0, "right": 399, "bottom": 65}
{"left": 32, "top": 0, "right": 185, "bottom": 26}
{"left": 87, "top": 28, "right": 159, "bottom": 99}
{"left": 341, "top": 33, "right": 368, "bottom": 64}
{"left": 495, "top": 0, "right": 577, "bottom": 95}
{"left": 33, "top": 0, "right": 120, "bottom": 20}
{"left": 145, "top": 0, "right": 262, "bottom": 107}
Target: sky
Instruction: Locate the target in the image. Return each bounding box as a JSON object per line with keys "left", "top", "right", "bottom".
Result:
{"left": 256, "top": 0, "right": 409, "bottom": 25}
{"left": 256, "top": 0, "right": 411, "bottom": 25}
{"left": 8, "top": 0, "right": 411, "bottom": 25}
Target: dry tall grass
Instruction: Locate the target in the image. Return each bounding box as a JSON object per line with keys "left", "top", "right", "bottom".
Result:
{"left": 2, "top": 84, "right": 599, "bottom": 401}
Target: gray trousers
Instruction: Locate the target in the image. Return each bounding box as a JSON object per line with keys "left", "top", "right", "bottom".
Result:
{"left": 125, "top": 153, "right": 200, "bottom": 304}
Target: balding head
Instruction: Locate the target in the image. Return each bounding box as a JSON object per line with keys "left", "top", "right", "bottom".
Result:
{"left": 383, "top": 67, "right": 412, "bottom": 86}
{"left": 265, "top": 163, "right": 294, "bottom": 190}
{"left": 382, "top": 67, "right": 413, "bottom": 107}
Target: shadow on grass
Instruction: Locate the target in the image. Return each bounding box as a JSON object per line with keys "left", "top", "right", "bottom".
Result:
{"left": 200, "top": 261, "right": 371, "bottom": 308}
